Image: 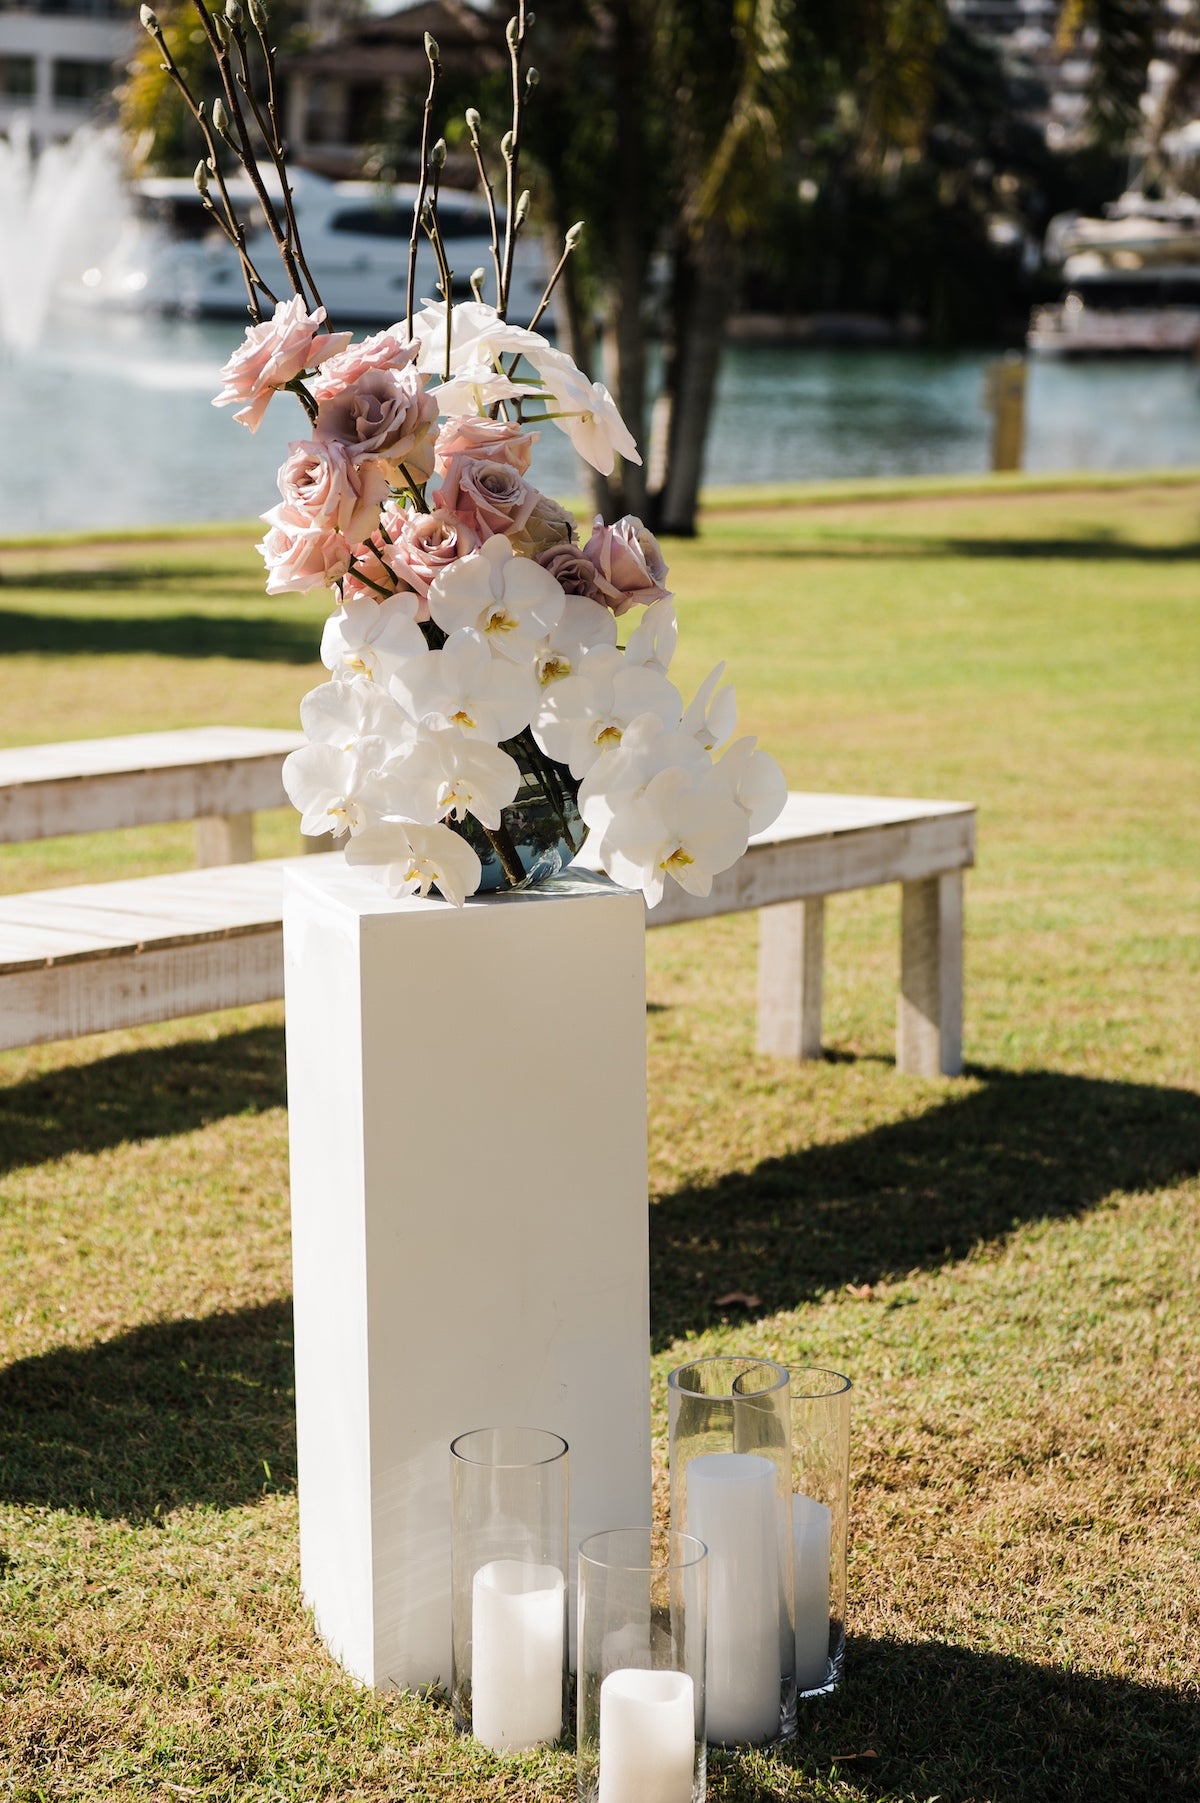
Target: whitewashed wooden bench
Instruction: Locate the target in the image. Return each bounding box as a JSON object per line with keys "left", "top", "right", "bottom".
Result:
{"left": 0, "top": 792, "right": 974, "bottom": 1073}
{"left": 0, "top": 726, "right": 305, "bottom": 866}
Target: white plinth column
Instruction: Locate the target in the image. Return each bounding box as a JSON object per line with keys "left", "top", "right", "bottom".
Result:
{"left": 283, "top": 862, "right": 653, "bottom": 1691}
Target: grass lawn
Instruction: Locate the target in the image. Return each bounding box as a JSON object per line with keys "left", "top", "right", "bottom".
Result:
{"left": 0, "top": 474, "right": 1197, "bottom": 1802}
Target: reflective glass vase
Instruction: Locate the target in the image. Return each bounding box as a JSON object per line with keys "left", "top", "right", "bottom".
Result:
{"left": 453, "top": 735, "right": 585, "bottom": 892}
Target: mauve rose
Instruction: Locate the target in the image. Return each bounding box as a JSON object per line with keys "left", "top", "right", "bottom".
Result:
{"left": 315, "top": 366, "right": 439, "bottom": 482}
{"left": 214, "top": 297, "right": 351, "bottom": 433}
{"left": 257, "top": 503, "right": 353, "bottom": 595}
{"left": 535, "top": 543, "right": 603, "bottom": 599}
{"left": 509, "top": 492, "right": 577, "bottom": 557}
{"left": 435, "top": 415, "right": 536, "bottom": 475}
{"left": 276, "top": 439, "right": 392, "bottom": 544}
{"left": 379, "top": 507, "right": 480, "bottom": 614}
{"left": 309, "top": 326, "right": 417, "bottom": 398}
{"left": 583, "top": 514, "right": 672, "bottom": 614}
{"left": 435, "top": 458, "right": 537, "bottom": 540}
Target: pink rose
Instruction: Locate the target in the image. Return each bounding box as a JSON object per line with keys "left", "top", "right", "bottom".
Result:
{"left": 535, "top": 543, "right": 603, "bottom": 599}
{"left": 434, "top": 458, "right": 537, "bottom": 540}
{"left": 257, "top": 502, "right": 353, "bottom": 595}
{"left": 379, "top": 506, "right": 480, "bottom": 614}
{"left": 315, "top": 366, "right": 439, "bottom": 483}
{"left": 309, "top": 326, "right": 418, "bottom": 399}
{"left": 214, "top": 297, "right": 351, "bottom": 433}
{"left": 435, "top": 415, "right": 536, "bottom": 475}
{"left": 276, "top": 438, "right": 392, "bottom": 544}
{"left": 583, "top": 514, "right": 672, "bottom": 614}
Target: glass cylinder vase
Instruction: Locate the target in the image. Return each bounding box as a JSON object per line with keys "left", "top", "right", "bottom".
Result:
{"left": 667, "top": 1357, "right": 795, "bottom": 1746}
{"left": 452, "top": 733, "right": 584, "bottom": 892}
{"left": 450, "top": 1426, "right": 569, "bottom": 1753}
{"left": 577, "top": 1528, "right": 708, "bottom": 1803}
{"left": 788, "top": 1368, "right": 851, "bottom": 1697}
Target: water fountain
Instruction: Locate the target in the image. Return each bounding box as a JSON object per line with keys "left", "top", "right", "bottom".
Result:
{"left": 0, "top": 121, "right": 130, "bottom": 353}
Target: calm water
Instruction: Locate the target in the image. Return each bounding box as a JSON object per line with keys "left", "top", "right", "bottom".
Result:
{"left": 1, "top": 312, "right": 1198, "bottom": 534}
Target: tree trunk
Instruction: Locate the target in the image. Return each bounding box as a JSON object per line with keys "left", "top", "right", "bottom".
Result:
{"left": 649, "top": 224, "right": 737, "bottom": 537}
{"left": 604, "top": 0, "right": 649, "bottom": 518}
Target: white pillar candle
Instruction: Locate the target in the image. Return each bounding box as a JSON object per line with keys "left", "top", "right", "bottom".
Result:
{"left": 792, "top": 1492, "right": 832, "bottom": 1692}
{"left": 686, "top": 1452, "right": 781, "bottom": 1745}
{"left": 471, "top": 1559, "right": 564, "bottom": 1752}
{"left": 599, "top": 1669, "right": 695, "bottom": 1803}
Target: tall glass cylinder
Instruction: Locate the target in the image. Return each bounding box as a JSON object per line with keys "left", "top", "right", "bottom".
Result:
{"left": 788, "top": 1368, "right": 851, "bottom": 1697}
{"left": 667, "top": 1357, "right": 795, "bottom": 1745}
{"left": 577, "top": 1528, "right": 707, "bottom": 1803}
{"left": 450, "top": 1426, "right": 569, "bottom": 1753}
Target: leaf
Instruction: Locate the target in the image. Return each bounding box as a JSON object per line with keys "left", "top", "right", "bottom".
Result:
{"left": 844, "top": 1282, "right": 875, "bottom": 1300}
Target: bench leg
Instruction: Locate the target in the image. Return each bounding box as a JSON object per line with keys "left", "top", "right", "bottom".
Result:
{"left": 758, "top": 897, "right": 825, "bottom": 1060}
{"left": 195, "top": 812, "right": 255, "bottom": 867}
{"left": 897, "top": 872, "right": 963, "bottom": 1077}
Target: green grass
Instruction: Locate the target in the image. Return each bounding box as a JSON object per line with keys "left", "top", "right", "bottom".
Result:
{"left": 1, "top": 476, "right": 1198, "bottom": 1801}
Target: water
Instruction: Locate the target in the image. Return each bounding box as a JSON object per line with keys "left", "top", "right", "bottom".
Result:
{"left": 0, "top": 126, "right": 128, "bottom": 356}
{"left": 1, "top": 311, "right": 1198, "bottom": 536}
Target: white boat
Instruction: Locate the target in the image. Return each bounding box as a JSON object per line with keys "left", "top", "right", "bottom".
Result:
{"left": 1030, "top": 193, "right": 1200, "bottom": 355}
{"left": 65, "top": 167, "right": 551, "bottom": 330}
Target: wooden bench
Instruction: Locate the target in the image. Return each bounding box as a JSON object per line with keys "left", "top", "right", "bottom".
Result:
{"left": 0, "top": 726, "right": 305, "bottom": 866}
{"left": 0, "top": 792, "right": 974, "bottom": 1072}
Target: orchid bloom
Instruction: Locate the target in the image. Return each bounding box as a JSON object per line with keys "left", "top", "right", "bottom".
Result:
{"left": 389, "top": 628, "right": 536, "bottom": 743}
{"left": 428, "top": 363, "right": 541, "bottom": 416}
{"left": 281, "top": 735, "right": 391, "bottom": 838}
{"left": 534, "top": 596, "right": 618, "bottom": 689}
{"left": 321, "top": 593, "right": 426, "bottom": 683}
{"left": 682, "top": 662, "right": 738, "bottom": 752}
{"left": 427, "top": 536, "right": 565, "bottom": 664}
{"left": 532, "top": 645, "right": 682, "bottom": 778}
{"left": 387, "top": 728, "right": 521, "bottom": 832}
{"left": 623, "top": 598, "right": 677, "bottom": 677}
{"left": 526, "top": 346, "right": 641, "bottom": 475}
{"left": 599, "top": 762, "right": 751, "bottom": 908}
{"left": 715, "top": 735, "right": 789, "bottom": 833}
{"left": 343, "top": 818, "right": 483, "bottom": 908}
{"left": 300, "top": 674, "right": 414, "bottom": 752}
{"left": 411, "top": 299, "right": 549, "bottom": 378}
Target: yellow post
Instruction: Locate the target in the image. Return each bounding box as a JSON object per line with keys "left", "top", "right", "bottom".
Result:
{"left": 986, "top": 353, "right": 1027, "bottom": 472}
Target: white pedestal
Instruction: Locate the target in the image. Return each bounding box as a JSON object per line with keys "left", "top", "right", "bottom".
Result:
{"left": 283, "top": 861, "right": 653, "bottom": 1691}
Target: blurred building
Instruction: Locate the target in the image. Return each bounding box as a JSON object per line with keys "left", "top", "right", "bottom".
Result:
{"left": 0, "top": 0, "right": 133, "bottom": 147}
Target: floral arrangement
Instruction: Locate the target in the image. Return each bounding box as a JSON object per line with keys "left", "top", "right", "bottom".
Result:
{"left": 145, "top": 0, "right": 785, "bottom": 905}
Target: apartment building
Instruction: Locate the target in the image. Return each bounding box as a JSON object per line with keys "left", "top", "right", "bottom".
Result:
{"left": 0, "top": 0, "right": 134, "bottom": 148}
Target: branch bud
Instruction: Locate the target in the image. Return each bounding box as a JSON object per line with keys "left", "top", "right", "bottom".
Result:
{"left": 424, "top": 31, "right": 439, "bottom": 62}
{"left": 225, "top": 0, "right": 243, "bottom": 23}
{"left": 465, "top": 107, "right": 481, "bottom": 137}
{"left": 139, "top": 4, "right": 159, "bottom": 29}
{"left": 213, "top": 12, "right": 230, "bottom": 44}
{"left": 470, "top": 266, "right": 486, "bottom": 301}
{"left": 506, "top": 15, "right": 520, "bottom": 50}
{"left": 430, "top": 137, "right": 447, "bottom": 170}
{"left": 212, "top": 96, "right": 230, "bottom": 135}
{"left": 501, "top": 130, "right": 514, "bottom": 161}
{"left": 515, "top": 188, "right": 530, "bottom": 226}
{"left": 193, "top": 158, "right": 210, "bottom": 196}
{"left": 525, "top": 67, "right": 539, "bottom": 91}
{"left": 565, "top": 220, "right": 584, "bottom": 249}
{"left": 248, "top": 0, "right": 267, "bottom": 26}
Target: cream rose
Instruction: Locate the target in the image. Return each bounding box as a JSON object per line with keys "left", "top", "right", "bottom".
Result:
{"left": 214, "top": 297, "right": 351, "bottom": 433}
{"left": 315, "top": 367, "right": 439, "bottom": 482}
{"left": 435, "top": 458, "right": 538, "bottom": 541}
{"left": 276, "top": 439, "right": 391, "bottom": 544}
{"left": 583, "top": 514, "right": 672, "bottom": 614}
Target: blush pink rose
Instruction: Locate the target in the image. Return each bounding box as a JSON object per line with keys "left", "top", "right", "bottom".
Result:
{"left": 214, "top": 297, "right": 352, "bottom": 433}
{"left": 435, "top": 415, "right": 536, "bottom": 475}
{"left": 309, "top": 326, "right": 418, "bottom": 398}
{"left": 257, "top": 502, "right": 353, "bottom": 595}
{"left": 535, "top": 543, "right": 603, "bottom": 599}
{"left": 379, "top": 507, "right": 480, "bottom": 614}
{"left": 434, "top": 458, "right": 537, "bottom": 540}
{"left": 315, "top": 366, "right": 439, "bottom": 483}
{"left": 276, "top": 438, "right": 392, "bottom": 544}
{"left": 583, "top": 514, "right": 672, "bottom": 614}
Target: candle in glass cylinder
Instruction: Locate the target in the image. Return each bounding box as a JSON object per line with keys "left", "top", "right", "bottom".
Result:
{"left": 598, "top": 1668, "right": 695, "bottom": 1803}
{"left": 686, "top": 1452, "right": 780, "bottom": 1744}
{"left": 792, "top": 1493, "right": 832, "bottom": 1692}
{"left": 470, "top": 1559, "right": 565, "bottom": 1752}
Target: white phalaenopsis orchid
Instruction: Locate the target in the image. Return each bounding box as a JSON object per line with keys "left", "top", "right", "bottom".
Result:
{"left": 428, "top": 536, "right": 565, "bottom": 663}
{"left": 716, "top": 735, "right": 790, "bottom": 833}
{"left": 321, "top": 593, "right": 425, "bottom": 683}
{"left": 282, "top": 735, "right": 391, "bottom": 838}
{"left": 344, "top": 818, "right": 483, "bottom": 908}
{"left": 428, "top": 363, "right": 541, "bottom": 416}
{"left": 623, "top": 599, "right": 677, "bottom": 677}
{"left": 388, "top": 728, "right": 521, "bottom": 832}
{"left": 411, "top": 300, "right": 548, "bottom": 378}
{"left": 682, "top": 662, "right": 738, "bottom": 752}
{"left": 526, "top": 346, "right": 642, "bottom": 476}
{"left": 599, "top": 762, "right": 751, "bottom": 909}
{"left": 390, "top": 628, "right": 536, "bottom": 743}
{"left": 300, "top": 674, "right": 414, "bottom": 752}
{"left": 534, "top": 595, "right": 618, "bottom": 688}
{"left": 533, "top": 645, "right": 682, "bottom": 777}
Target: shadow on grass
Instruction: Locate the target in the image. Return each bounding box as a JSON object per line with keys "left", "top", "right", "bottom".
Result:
{"left": 0, "top": 1300, "right": 295, "bottom": 1520}
{"left": 0, "top": 1025, "right": 286, "bottom": 1178}
{"left": 738, "top": 533, "right": 1200, "bottom": 563}
{"left": 758, "top": 1634, "right": 1200, "bottom": 1803}
{"left": 650, "top": 1067, "right": 1200, "bottom": 1347}
{"left": 0, "top": 607, "right": 320, "bottom": 663}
